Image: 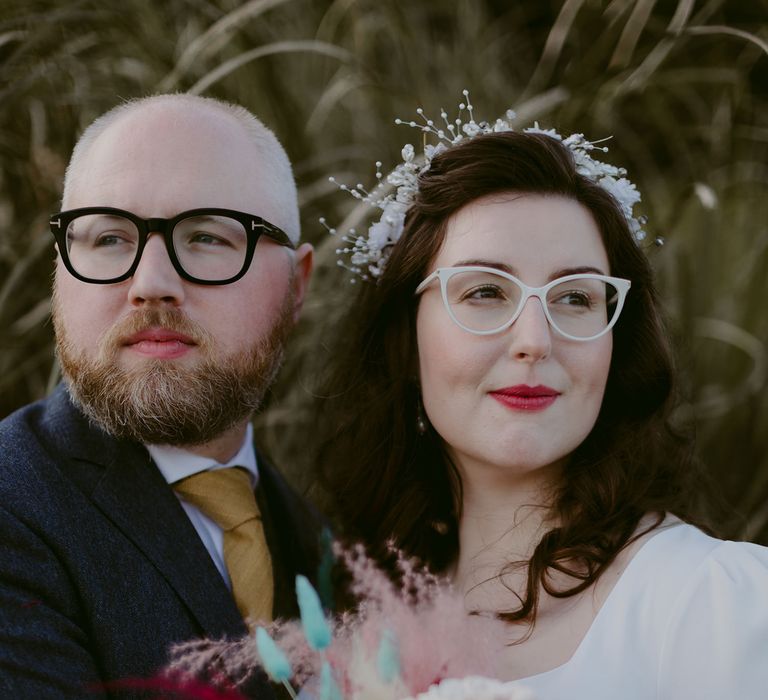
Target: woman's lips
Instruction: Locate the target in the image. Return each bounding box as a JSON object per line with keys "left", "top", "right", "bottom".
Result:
{"left": 122, "top": 328, "right": 196, "bottom": 359}
{"left": 489, "top": 385, "right": 560, "bottom": 411}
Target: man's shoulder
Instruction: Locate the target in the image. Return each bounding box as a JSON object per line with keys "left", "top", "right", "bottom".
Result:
{"left": 0, "top": 392, "right": 60, "bottom": 463}
{"left": 0, "top": 385, "right": 107, "bottom": 504}
{"left": 257, "top": 452, "right": 327, "bottom": 528}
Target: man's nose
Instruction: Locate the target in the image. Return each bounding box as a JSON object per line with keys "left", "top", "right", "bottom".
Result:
{"left": 506, "top": 296, "right": 552, "bottom": 362}
{"left": 127, "top": 233, "right": 185, "bottom": 307}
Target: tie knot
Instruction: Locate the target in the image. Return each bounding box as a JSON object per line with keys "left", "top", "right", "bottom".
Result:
{"left": 174, "top": 467, "right": 260, "bottom": 531}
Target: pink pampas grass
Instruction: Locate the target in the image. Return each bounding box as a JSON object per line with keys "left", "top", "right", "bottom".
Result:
{"left": 166, "top": 544, "right": 531, "bottom": 700}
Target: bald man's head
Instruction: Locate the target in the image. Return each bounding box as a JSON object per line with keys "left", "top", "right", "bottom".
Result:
{"left": 52, "top": 93, "right": 313, "bottom": 449}
{"left": 62, "top": 94, "right": 301, "bottom": 244}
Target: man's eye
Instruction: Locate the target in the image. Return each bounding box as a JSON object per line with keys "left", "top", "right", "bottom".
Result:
{"left": 188, "top": 232, "right": 229, "bottom": 246}
{"left": 94, "top": 233, "right": 132, "bottom": 247}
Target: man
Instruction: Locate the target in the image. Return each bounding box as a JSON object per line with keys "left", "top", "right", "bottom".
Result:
{"left": 0, "top": 94, "right": 319, "bottom": 697}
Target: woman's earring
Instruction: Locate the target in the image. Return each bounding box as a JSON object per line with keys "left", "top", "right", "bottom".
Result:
{"left": 416, "top": 396, "right": 428, "bottom": 435}
{"left": 431, "top": 520, "right": 449, "bottom": 535}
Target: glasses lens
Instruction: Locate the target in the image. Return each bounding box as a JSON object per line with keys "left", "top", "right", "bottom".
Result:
{"left": 173, "top": 215, "right": 248, "bottom": 281}
{"left": 445, "top": 269, "right": 523, "bottom": 332}
{"left": 65, "top": 214, "right": 139, "bottom": 280}
{"left": 546, "top": 277, "right": 620, "bottom": 338}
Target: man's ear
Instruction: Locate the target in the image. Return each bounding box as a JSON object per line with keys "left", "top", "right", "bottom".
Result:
{"left": 289, "top": 242, "right": 313, "bottom": 323}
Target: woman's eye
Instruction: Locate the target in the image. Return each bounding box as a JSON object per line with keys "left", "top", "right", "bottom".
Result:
{"left": 463, "top": 285, "right": 506, "bottom": 301}
{"left": 554, "top": 290, "right": 592, "bottom": 307}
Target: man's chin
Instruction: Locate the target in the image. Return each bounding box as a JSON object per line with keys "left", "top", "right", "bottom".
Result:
{"left": 63, "top": 359, "right": 263, "bottom": 446}
{"left": 53, "top": 288, "right": 296, "bottom": 447}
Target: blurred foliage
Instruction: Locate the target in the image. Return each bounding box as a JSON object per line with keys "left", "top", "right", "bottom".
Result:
{"left": 1, "top": 0, "right": 766, "bottom": 542}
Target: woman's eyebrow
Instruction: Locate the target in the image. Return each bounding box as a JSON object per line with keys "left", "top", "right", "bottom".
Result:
{"left": 450, "top": 260, "right": 608, "bottom": 279}
{"left": 549, "top": 265, "right": 607, "bottom": 279}
{"left": 451, "top": 259, "right": 516, "bottom": 273}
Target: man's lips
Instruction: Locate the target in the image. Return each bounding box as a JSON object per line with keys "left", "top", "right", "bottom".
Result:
{"left": 122, "top": 328, "right": 196, "bottom": 359}
{"left": 489, "top": 384, "right": 560, "bottom": 411}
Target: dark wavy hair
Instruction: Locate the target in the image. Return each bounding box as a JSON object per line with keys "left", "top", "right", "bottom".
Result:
{"left": 315, "top": 131, "right": 715, "bottom": 625}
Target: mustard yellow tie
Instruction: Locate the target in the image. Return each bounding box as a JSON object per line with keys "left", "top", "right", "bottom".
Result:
{"left": 174, "top": 467, "right": 274, "bottom": 625}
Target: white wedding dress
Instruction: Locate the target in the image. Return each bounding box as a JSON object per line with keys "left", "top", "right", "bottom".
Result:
{"left": 511, "top": 523, "right": 768, "bottom": 700}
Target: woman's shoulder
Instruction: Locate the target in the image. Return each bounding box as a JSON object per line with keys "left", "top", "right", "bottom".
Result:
{"left": 504, "top": 521, "right": 767, "bottom": 696}
{"left": 636, "top": 519, "right": 768, "bottom": 576}
{"left": 621, "top": 519, "right": 768, "bottom": 599}
{"left": 585, "top": 521, "right": 768, "bottom": 695}
{"left": 641, "top": 522, "right": 768, "bottom": 696}
{"left": 595, "top": 519, "right": 768, "bottom": 645}
{"left": 655, "top": 520, "right": 768, "bottom": 606}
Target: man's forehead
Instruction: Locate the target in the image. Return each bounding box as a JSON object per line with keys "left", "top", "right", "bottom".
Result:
{"left": 63, "top": 96, "right": 301, "bottom": 243}
{"left": 89, "top": 103, "right": 252, "bottom": 158}
{"left": 70, "top": 110, "right": 268, "bottom": 204}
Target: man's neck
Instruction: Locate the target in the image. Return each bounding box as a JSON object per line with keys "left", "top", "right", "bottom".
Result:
{"left": 174, "top": 417, "right": 251, "bottom": 463}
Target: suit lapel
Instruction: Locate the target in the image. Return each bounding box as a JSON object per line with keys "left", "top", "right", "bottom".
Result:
{"left": 256, "top": 453, "right": 328, "bottom": 619}
{"left": 48, "top": 385, "right": 328, "bottom": 636}
{"left": 50, "top": 386, "right": 246, "bottom": 639}
{"left": 91, "top": 453, "right": 247, "bottom": 638}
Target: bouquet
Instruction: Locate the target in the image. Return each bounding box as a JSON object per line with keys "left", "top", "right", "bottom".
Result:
{"left": 166, "top": 544, "right": 535, "bottom": 700}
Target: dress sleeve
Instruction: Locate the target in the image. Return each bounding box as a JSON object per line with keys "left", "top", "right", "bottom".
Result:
{"left": 657, "top": 540, "right": 768, "bottom": 700}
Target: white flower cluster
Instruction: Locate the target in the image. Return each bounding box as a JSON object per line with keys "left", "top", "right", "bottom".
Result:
{"left": 325, "top": 90, "right": 649, "bottom": 281}
{"left": 404, "top": 676, "right": 536, "bottom": 700}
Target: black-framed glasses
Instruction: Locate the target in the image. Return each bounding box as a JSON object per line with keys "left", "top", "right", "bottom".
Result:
{"left": 50, "top": 207, "right": 296, "bottom": 285}
{"left": 416, "top": 266, "right": 631, "bottom": 341}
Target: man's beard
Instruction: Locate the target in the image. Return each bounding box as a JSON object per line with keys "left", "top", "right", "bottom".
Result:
{"left": 53, "top": 297, "right": 295, "bottom": 446}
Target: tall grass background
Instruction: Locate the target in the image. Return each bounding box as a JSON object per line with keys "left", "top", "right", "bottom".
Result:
{"left": 1, "top": 0, "right": 766, "bottom": 543}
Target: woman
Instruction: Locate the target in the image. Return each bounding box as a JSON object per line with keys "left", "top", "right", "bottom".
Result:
{"left": 315, "top": 114, "right": 768, "bottom": 698}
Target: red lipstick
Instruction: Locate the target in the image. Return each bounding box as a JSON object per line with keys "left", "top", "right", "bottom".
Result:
{"left": 122, "top": 328, "right": 196, "bottom": 359}
{"left": 489, "top": 384, "right": 560, "bottom": 411}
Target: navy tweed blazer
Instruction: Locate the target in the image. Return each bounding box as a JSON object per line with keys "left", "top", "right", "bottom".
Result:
{"left": 0, "top": 384, "right": 325, "bottom": 698}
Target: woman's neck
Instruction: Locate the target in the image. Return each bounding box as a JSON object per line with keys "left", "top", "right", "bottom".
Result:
{"left": 451, "top": 459, "right": 562, "bottom": 614}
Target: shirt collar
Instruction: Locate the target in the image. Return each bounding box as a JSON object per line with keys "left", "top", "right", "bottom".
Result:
{"left": 147, "top": 423, "right": 259, "bottom": 488}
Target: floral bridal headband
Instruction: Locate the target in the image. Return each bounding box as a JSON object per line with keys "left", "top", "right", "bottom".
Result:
{"left": 323, "top": 90, "right": 654, "bottom": 281}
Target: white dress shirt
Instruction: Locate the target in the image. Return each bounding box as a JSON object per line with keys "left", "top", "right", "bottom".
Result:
{"left": 147, "top": 423, "right": 259, "bottom": 589}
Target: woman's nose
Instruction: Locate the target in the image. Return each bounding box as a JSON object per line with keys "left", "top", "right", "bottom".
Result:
{"left": 506, "top": 297, "right": 552, "bottom": 362}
